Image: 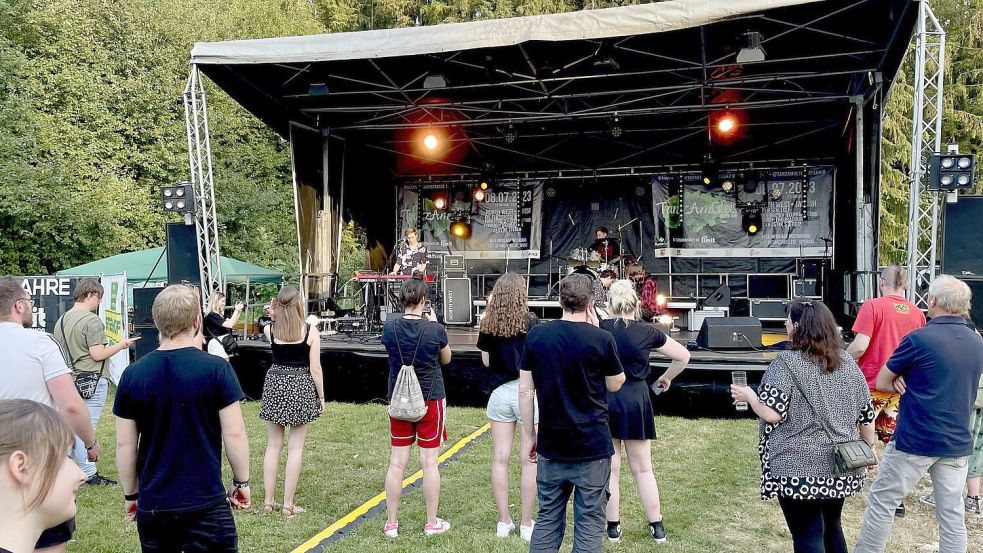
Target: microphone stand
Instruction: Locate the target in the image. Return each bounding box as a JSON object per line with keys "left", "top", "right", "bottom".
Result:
{"left": 617, "top": 217, "right": 638, "bottom": 276}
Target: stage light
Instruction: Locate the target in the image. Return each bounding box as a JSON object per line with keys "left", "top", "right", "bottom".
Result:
{"left": 657, "top": 314, "right": 674, "bottom": 327}
{"left": 610, "top": 115, "right": 623, "bottom": 138}
{"left": 656, "top": 293, "right": 666, "bottom": 307}
{"left": 701, "top": 154, "right": 718, "bottom": 187}
{"left": 308, "top": 83, "right": 330, "bottom": 96}
{"left": 423, "top": 74, "right": 448, "bottom": 89}
{"left": 423, "top": 133, "right": 438, "bottom": 150}
{"left": 721, "top": 180, "right": 734, "bottom": 193}
{"left": 736, "top": 31, "right": 766, "bottom": 64}
{"left": 473, "top": 189, "right": 486, "bottom": 202}
{"left": 742, "top": 208, "right": 762, "bottom": 235}
{"left": 770, "top": 187, "right": 783, "bottom": 201}
{"left": 928, "top": 153, "right": 975, "bottom": 190}
{"left": 161, "top": 183, "right": 195, "bottom": 214}
{"left": 480, "top": 181, "right": 489, "bottom": 190}
{"left": 433, "top": 195, "right": 447, "bottom": 210}
{"left": 449, "top": 218, "right": 472, "bottom": 239}
{"left": 504, "top": 123, "right": 517, "bottom": 144}
{"left": 717, "top": 114, "right": 737, "bottom": 135}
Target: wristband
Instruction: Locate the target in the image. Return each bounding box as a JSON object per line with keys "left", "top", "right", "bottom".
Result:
{"left": 86, "top": 440, "right": 98, "bottom": 451}
{"left": 233, "top": 479, "right": 249, "bottom": 489}
{"left": 124, "top": 492, "right": 139, "bottom": 501}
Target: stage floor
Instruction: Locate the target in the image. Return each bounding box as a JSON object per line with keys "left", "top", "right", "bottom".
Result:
{"left": 233, "top": 326, "right": 788, "bottom": 413}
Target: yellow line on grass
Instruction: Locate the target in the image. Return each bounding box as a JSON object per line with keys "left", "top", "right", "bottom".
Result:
{"left": 290, "top": 422, "right": 491, "bottom": 553}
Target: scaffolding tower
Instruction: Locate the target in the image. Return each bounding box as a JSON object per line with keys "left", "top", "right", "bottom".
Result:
{"left": 905, "top": 1, "right": 945, "bottom": 307}
{"left": 184, "top": 65, "right": 224, "bottom": 302}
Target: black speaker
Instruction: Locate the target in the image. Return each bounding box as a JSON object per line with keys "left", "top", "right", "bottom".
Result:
{"left": 697, "top": 317, "right": 762, "bottom": 349}
{"left": 443, "top": 277, "right": 472, "bottom": 325}
{"left": 133, "top": 327, "right": 159, "bottom": 361}
{"left": 698, "top": 284, "right": 730, "bottom": 308}
{"left": 965, "top": 280, "right": 983, "bottom": 330}
{"left": 132, "top": 287, "right": 164, "bottom": 326}
{"left": 166, "top": 222, "right": 201, "bottom": 286}
{"left": 942, "top": 197, "right": 983, "bottom": 278}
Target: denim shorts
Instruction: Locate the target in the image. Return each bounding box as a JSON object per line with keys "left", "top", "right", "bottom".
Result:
{"left": 486, "top": 380, "right": 538, "bottom": 424}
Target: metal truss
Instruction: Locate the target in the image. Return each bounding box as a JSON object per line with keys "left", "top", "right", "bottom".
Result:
{"left": 905, "top": 2, "right": 945, "bottom": 307}
{"left": 184, "top": 65, "right": 224, "bottom": 301}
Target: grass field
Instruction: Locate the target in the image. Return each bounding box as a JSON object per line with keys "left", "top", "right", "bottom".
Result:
{"left": 71, "top": 397, "right": 982, "bottom": 552}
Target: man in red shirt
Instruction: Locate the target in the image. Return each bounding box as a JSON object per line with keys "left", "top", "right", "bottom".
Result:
{"left": 847, "top": 264, "right": 925, "bottom": 516}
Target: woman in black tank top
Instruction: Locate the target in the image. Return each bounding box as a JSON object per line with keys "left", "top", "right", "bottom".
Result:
{"left": 259, "top": 286, "right": 323, "bottom": 518}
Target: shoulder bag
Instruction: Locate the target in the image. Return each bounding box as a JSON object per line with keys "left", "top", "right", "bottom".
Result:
{"left": 388, "top": 319, "right": 439, "bottom": 422}
{"left": 781, "top": 358, "right": 876, "bottom": 474}
{"left": 59, "top": 314, "right": 105, "bottom": 400}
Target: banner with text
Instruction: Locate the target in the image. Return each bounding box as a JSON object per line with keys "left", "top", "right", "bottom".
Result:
{"left": 399, "top": 180, "right": 543, "bottom": 259}
{"left": 99, "top": 273, "right": 129, "bottom": 384}
{"left": 652, "top": 167, "right": 834, "bottom": 258}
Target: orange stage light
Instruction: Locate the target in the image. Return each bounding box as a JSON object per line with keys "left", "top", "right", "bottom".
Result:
{"left": 423, "top": 133, "right": 438, "bottom": 149}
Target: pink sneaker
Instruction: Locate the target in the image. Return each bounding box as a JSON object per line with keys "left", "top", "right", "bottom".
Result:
{"left": 383, "top": 521, "right": 398, "bottom": 538}
{"left": 424, "top": 517, "right": 451, "bottom": 536}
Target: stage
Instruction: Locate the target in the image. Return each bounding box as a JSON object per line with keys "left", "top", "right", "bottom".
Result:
{"left": 231, "top": 327, "right": 788, "bottom": 416}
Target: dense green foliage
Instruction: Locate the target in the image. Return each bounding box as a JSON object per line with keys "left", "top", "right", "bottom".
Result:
{"left": 0, "top": 0, "right": 980, "bottom": 275}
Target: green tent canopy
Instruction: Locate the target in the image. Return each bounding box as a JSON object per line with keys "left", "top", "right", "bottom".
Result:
{"left": 57, "top": 247, "right": 284, "bottom": 285}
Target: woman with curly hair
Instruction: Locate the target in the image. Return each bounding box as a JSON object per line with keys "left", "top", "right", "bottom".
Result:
{"left": 476, "top": 273, "right": 539, "bottom": 541}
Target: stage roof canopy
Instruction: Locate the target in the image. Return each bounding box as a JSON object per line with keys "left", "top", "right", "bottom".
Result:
{"left": 191, "top": 0, "right": 917, "bottom": 174}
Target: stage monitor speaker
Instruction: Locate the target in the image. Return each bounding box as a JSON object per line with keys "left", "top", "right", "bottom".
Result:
{"left": 132, "top": 287, "right": 164, "bottom": 326}
{"left": 133, "top": 327, "right": 159, "bottom": 361}
{"left": 443, "top": 277, "right": 472, "bottom": 325}
{"left": 698, "top": 284, "right": 730, "bottom": 308}
{"left": 697, "top": 317, "right": 762, "bottom": 350}
{"left": 166, "top": 222, "right": 201, "bottom": 286}
{"left": 942, "top": 196, "right": 983, "bottom": 278}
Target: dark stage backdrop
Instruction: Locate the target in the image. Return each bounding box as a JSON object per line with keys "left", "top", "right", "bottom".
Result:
{"left": 652, "top": 167, "right": 834, "bottom": 258}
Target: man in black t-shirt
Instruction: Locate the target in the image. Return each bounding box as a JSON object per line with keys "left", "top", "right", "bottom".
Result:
{"left": 519, "top": 274, "right": 625, "bottom": 552}
{"left": 114, "top": 285, "right": 250, "bottom": 552}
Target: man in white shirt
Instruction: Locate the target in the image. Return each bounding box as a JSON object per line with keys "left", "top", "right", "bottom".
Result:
{"left": 0, "top": 276, "right": 100, "bottom": 553}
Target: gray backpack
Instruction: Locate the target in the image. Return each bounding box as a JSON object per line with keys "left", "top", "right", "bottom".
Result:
{"left": 388, "top": 321, "right": 437, "bottom": 422}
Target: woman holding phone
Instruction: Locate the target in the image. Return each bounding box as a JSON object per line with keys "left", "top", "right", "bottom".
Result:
{"left": 601, "top": 280, "right": 690, "bottom": 544}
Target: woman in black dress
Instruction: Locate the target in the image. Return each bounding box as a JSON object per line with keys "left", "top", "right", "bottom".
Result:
{"left": 601, "top": 280, "right": 690, "bottom": 544}
{"left": 260, "top": 286, "right": 324, "bottom": 517}
{"left": 476, "top": 273, "right": 538, "bottom": 541}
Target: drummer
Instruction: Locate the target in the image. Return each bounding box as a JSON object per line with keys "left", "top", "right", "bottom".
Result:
{"left": 591, "top": 227, "right": 620, "bottom": 264}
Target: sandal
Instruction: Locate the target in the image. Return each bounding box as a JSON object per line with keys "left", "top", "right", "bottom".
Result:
{"left": 262, "top": 502, "right": 281, "bottom": 513}
{"left": 282, "top": 505, "right": 307, "bottom": 518}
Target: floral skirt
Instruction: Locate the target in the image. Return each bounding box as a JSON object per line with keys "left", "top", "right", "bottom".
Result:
{"left": 259, "top": 364, "right": 320, "bottom": 427}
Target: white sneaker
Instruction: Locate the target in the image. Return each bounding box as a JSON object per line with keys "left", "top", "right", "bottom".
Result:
{"left": 383, "top": 521, "right": 398, "bottom": 538}
{"left": 520, "top": 521, "right": 535, "bottom": 542}
{"left": 496, "top": 520, "right": 515, "bottom": 537}
{"left": 424, "top": 517, "right": 451, "bottom": 536}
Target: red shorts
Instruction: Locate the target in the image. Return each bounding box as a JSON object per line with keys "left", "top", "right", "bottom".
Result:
{"left": 390, "top": 399, "right": 447, "bottom": 449}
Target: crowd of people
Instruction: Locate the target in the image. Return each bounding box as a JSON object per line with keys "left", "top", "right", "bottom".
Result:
{"left": 0, "top": 266, "right": 981, "bottom": 553}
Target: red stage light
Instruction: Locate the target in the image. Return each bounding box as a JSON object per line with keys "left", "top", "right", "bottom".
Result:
{"left": 423, "top": 133, "right": 438, "bottom": 150}
{"left": 717, "top": 114, "right": 737, "bottom": 134}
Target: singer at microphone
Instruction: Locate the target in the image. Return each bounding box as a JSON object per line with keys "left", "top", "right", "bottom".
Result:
{"left": 390, "top": 226, "right": 429, "bottom": 276}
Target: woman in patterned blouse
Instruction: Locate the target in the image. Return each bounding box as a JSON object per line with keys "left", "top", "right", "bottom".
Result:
{"left": 731, "top": 300, "right": 877, "bottom": 553}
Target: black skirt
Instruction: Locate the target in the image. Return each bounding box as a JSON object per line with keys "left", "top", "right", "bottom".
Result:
{"left": 259, "top": 364, "right": 320, "bottom": 427}
{"left": 608, "top": 379, "right": 656, "bottom": 441}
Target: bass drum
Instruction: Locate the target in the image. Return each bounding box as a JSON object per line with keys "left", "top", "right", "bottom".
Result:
{"left": 565, "top": 265, "right": 598, "bottom": 280}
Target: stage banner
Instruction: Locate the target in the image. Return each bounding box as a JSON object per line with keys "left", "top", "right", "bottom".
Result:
{"left": 652, "top": 167, "right": 834, "bottom": 258}
{"left": 398, "top": 180, "right": 543, "bottom": 259}
{"left": 20, "top": 276, "right": 80, "bottom": 333}
{"left": 99, "top": 273, "right": 130, "bottom": 384}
